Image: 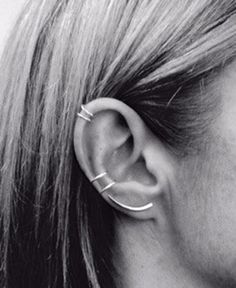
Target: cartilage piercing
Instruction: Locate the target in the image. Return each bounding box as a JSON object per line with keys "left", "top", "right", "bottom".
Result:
{"left": 107, "top": 195, "right": 153, "bottom": 212}
{"left": 90, "top": 172, "right": 116, "bottom": 194}
{"left": 90, "top": 173, "right": 152, "bottom": 212}
{"left": 90, "top": 172, "right": 107, "bottom": 183}
{"left": 77, "top": 105, "right": 94, "bottom": 122}
{"left": 100, "top": 181, "right": 116, "bottom": 194}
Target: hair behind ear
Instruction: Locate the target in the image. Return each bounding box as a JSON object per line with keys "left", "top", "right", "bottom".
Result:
{"left": 77, "top": 165, "right": 116, "bottom": 288}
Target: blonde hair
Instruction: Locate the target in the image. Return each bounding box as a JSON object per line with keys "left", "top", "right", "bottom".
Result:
{"left": 0, "top": 0, "right": 236, "bottom": 287}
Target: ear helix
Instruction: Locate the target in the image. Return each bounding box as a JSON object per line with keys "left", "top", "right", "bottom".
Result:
{"left": 90, "top": 172, "right": 153, "bottom": 212}
{"left": 90, "top": 172, "right": 116, "bottom": 193}
{"left": 77, "top": 104, "right": 153, "bottom": 213}
{"left": 77, "top": 105, "right": 94, "bottom": 122}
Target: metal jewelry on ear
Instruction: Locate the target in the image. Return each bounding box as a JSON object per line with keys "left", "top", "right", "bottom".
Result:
{"left": 90, "top": 172, "right": 116, "bottom": 194}
{"left": 77, "top": 105, "right": 94, "bottom": 122}
{"left": 90, "top": 172, "right": 107, "bottom": 183}
{"left": 90, "top": 172, "right": 153, "bottom": 212}
{"left": 108, "top": 195, "right": 153, "bottom": 212}
{"left": 78, "top": 105, "right": 153, "bottom": 212}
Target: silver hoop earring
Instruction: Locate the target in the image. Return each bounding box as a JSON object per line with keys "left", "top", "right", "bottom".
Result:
{"left": 77, "top": 105, "right": 94, "bottom": 122}
{"left": 107, "top": 195, "right": 153, "bottom": 212}
{"left": 90, "top": 172, "right": 116, "bottom": 194}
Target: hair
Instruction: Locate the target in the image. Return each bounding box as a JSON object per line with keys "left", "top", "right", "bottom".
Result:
{"left": 0, "top": 0, "right": 236, "bottom": 287}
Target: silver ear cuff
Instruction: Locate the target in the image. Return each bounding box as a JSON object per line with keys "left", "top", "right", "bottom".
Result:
{"left": 90, "top": 172, "right": 153, "bottom": 212}
{"left": 108, "top": 195, "right": 153, "bottom": 212}
{"left": 77, "top": 105, "right": 94, "bottom": 122}
{"left": 90, "top": 172, "right": 107, "bottom": 183}
{"left": 90, "top": 172, "right": 116, "bottom": 194}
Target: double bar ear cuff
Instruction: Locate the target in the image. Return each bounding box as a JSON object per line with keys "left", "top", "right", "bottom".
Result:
{"left": 90, "top": 172, "right": 153, "bottom": 212}
{"left": 77, "top": 105, "right": 94, "bottom": 122}
{"left": 90, "top": 172, "right": 116, "bottom": 194}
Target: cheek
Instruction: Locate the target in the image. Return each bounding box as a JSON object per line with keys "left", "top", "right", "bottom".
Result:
{"left": 171, "top": 60, "right": 236, "bottom": 284}
{"left": 173, "top": 152, "right": 236, "bottom": 283}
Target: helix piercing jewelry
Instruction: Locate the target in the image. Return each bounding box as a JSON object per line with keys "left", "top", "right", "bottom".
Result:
{"left": 100, "top": 181, "right": 116, "bottom": 194}
{"left": 107, "top": 195, "right": 153, "bottom": 212}
{"left": 90, "top": 172, "right": 107, "bottom": 183}
{"left": 90, "top": 172, "right": 152, "bottom": 211}
{"left": 90, "top": 172, "right": 116, "bottom": 194}
{"left": 77, "top": 105, "right": 94, "bottom": 122}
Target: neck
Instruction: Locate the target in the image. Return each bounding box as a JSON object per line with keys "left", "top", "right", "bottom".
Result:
{"left": 112, "top": 217, "right": 213, "bottom": 288}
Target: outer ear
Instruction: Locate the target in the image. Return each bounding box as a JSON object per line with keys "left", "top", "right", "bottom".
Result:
{"left": 73, "top": 98, "right": 175, "bottom": 219}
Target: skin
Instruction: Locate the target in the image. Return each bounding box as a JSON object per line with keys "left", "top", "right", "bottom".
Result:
{"left": 172, "top": 60, "right": 236, "bottom": 287}
{"left": 74, "top": 61, "right": 236, "bottom": 288}
{"left": 112, "top": 61, "right": 236, "bottom": 288}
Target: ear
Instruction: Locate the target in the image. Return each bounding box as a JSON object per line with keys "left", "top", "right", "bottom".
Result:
{"left": 73, "top": 98, "right": 176, "bottom": 219}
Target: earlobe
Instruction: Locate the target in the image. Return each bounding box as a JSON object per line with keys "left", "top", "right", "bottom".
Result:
{"left": 73, "top": 98, "right": 174, "bottom": 219}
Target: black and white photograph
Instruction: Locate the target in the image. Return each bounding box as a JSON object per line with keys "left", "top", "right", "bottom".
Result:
{"left": 0, "top": 1, "right": 236, "bottom": 288}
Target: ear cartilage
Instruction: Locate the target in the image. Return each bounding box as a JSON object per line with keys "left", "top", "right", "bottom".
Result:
{"left": 90, "top": 172, "right": 116, "bottom": 194}
{"left": 107, "top": 195, "right": 153, "bottom": 212}
{"left": 100, "top": 181, "right": 116, "bottom": 194}
{"left": 77, "top": 105, "right": 94, "bottom": 122}
{"left": 90, "top": 173, "right": 152, "bottom": 211}
{"left": 90, "top": 172, "right": 108, "bottom": 183}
